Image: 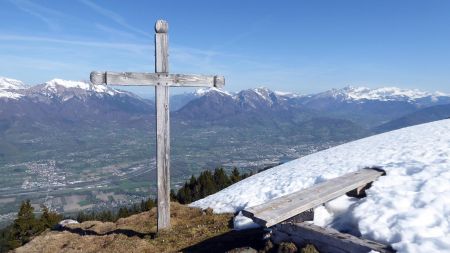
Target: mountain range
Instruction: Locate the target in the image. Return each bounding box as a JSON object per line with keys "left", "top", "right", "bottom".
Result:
{"left": 171, "top": 85, "right": 450, "bottom": 129}
{"left": 1, "top": 76, "right": 450, "bottom": 226}
{"left": 2, "top": 76, "right": 450, "bottom": 143}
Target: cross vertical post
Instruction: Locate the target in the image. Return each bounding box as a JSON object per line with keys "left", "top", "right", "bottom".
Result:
{"left": 155, "top": 20, "right": 170, "bottom": 230}
{"left": 89, "top": 19, "right": 225, "bottom": 233}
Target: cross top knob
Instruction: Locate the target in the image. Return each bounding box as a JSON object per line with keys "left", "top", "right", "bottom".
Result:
{"left": 155, "top": 20, "right": 168, "bottom": 33}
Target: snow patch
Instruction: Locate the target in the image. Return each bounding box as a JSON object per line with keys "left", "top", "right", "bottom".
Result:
{"left": 194, "top": 87, "right": 232, "bottom": 97}
{"left": 0, "top": 77, "right": 26, "bottom": 90}
{"left": 44, "top": 79, "right": 117, "bottom": 96}
{"left": 191, "top": 119, "right": 450, "bottom": 252}
{"left": 274, "top": 90, "right": 302, "bottom": 98}
{"left": 251, "top": 87, "right": 274, "bottom": 102}
{"left": 318, "top": 86, "right": 449, "bottom": 102}
{"left": 0, "top": 90, "right": 23, "bottom": 99}
{"left": 0, "top": 77, "right": 26, "bottom": 99}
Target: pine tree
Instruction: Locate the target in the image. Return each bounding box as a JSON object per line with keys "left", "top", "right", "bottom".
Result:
{"left": 140, "top": 200, "right": 146, "bottom": 212}
{"left": 39, "top": 205, "right": 62, "bottom": 229}
{"left": 76, "top": 211, "right": 87, "bottom": 222}
{"left": 214, "top": 168, "right": 231, "bottom": 189}
{"left": 230, "top": 167, "right": 241, "bottom": 183}
{"left": 177, "top": 182, "right": 192, "bottom": 204}
{"left": 188, "top": 175, "right": 199, "bottom": 201}
{"left": 145, "top": 198, "right": 155, "bottom": 211}
{"left": 117, "top": 207, "right": 129, "bottom": 219}
{"left": 198, "top": 170, "right": 216, "bottom": 197}
{"left": 9, "top": 200, "right": 39, "bottom": 247}
{"left": 0, "top": 224, "right": 13, "bottom": 252}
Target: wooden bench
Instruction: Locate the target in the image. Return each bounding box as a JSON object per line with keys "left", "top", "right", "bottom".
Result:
{"left": 242, "top": 168, "right": 393, "bottom": 253}
{"left": 242, "top": 168, "right": 385, "bottom": 227}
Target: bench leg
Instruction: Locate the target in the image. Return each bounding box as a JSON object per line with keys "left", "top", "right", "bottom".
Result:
{"left": 346, "top": 182, "right": 373, "bottom": 198}
{"left": 284, "top": 208, "right": 314, "bottom": 224}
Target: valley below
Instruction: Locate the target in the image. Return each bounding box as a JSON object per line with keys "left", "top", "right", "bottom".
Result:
{"left": 0, "top": 121, "right": 345, "bottom": 228}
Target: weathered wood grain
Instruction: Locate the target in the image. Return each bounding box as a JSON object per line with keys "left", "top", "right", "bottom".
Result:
{"left": 90, "top": 71, "right": 106, "bottom": 85}
{"left": 272, "top": 222, "right": 395, "bottom": 253}
{"left": 242, "top": 168, "right": 384, "bottom": 227}
{"left": 89, "top": 71, "right": 225, "bottom": 88}
{"left": 155, "top": 19, "right": 170, "bottom": 231}
{"left": 155, "top": 85, "right": 170, "bottom": 231}
{"left": 155, "top": 33, "right": 169, "bottom": 75}
{"left": 171, "top": 74, "right": 225, "bottom": 88}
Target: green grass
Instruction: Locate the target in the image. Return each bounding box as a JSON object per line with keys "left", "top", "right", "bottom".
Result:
{"left": 77, "top": 200, "right": 90, "bottom": 207}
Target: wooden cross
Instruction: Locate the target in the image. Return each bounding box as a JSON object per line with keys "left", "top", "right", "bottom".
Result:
{"left": 90, "top": 19, "right": 225, "bottom": 231}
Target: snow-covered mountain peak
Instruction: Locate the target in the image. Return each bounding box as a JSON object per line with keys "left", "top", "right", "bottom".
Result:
{"left": 42, "top": 78, "right": 118, "bottom": 96}
{"left": 194, "top": 87, "right": 232, "bottom": 97}
{"left": 321, "top": 86, "right": 449, "bottom": 102}
{"left": 45, "top": 79, "right": 90, "bottom": 90}
{"left": 0, "top": 77, "right": 25, "bottom": 99}
{"left": 235, "top": 87, "right": 277, "bottom": 108}
{"left": 249, "top": 87, "right": 272, "bottom": 100}
{"left": 0, "top": 77, "right": 26, "bottom": 90}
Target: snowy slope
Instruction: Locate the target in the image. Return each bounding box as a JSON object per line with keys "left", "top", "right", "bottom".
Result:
{"left": 0, "top": 77, "right": 26, "bottom": 90}
{"left": 0, "top": 77, "right": 26, "bottom": 99}
{"left": 0, "top": 90, "right": 22, "bottom": 99}
{"left": 191, "top": 119, "right": 450, "bottom": 253}
{"left": 314, "top": 86, "right": 449, "bottom": 102}
{"left": 42, "top": 78, "right": 120, "bottom": 96}
{"left": 194, "top": 87, "right": 232, "bottom": 97}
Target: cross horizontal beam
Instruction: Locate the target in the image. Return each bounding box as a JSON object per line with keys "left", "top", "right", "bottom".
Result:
{"left": 90, "top": 71, "right": 225, "bottom": 88}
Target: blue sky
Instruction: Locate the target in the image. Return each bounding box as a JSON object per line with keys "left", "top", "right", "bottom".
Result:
{"left": 1, "top": 0, "right": 450, "bottom": 97}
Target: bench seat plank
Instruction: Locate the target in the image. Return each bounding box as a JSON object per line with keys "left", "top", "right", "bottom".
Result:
{"left": 242, "top": 168, "right": 384, "bottom": 227}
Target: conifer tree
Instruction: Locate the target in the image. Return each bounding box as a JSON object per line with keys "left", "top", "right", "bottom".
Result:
{"left": 117, "top": 207, "right": 129, "bottom": 219}
{"left": 9, "top": 200, "right": 39, "bottom": 248}
{"left": 214, "top": 168, "right": 231, "bottom": 189}
{"left": 230, "top": 167, "right": 241, "bottom": 183}
{"left": 198, "top": 170, "right": 216, "bottom": 197}
{"left": 76, "top": 211, "right": 87, "bottom": 222}
{"left": 39, "top": 205, "right": 62, "bottom": 229}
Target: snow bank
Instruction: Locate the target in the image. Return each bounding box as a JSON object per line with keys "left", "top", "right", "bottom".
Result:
{"left": 190, "top": 119, "right": 450, "bottom": 253}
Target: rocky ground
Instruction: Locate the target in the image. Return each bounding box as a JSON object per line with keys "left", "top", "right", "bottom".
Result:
{"left": 13, "top": 202, "right": 318, "bottom": 253}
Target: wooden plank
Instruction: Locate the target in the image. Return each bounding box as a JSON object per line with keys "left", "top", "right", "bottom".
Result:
{"left": 155, "top": 21, "right": 169, "bottom": 74}
{"left": 272, "top": 222, "right": 395, "bottom": 253}
{"left": 242, "top": 168, "right": 384, "bottom": 227}
{"left": 171, "top": 74, "right": 225, "bottom": 88}
{"left": 89, "top": 71, "right": 224, "bottom": 88}
{"left": 155, "top": 19, "right": 170, "bottom": 231}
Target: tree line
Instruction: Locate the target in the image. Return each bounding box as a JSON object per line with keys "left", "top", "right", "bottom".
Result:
{"left": 173, "top": 167, "right": 251, "bottom": 204}
{"left": 0, "top": 200, "right": 62, "bottom": 252}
